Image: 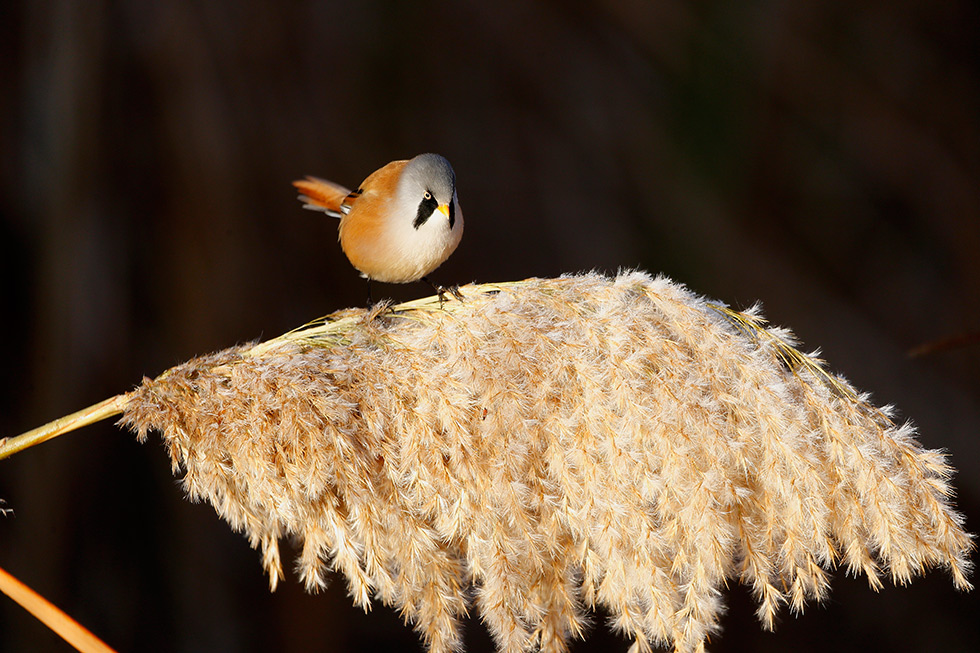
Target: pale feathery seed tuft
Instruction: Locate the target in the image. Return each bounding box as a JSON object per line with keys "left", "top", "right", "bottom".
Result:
{"left": 118, "top": 271, "right": 973, "bottom": 653}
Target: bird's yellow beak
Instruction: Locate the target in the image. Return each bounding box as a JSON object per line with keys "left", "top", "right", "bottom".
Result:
{"left": 437, "top": 204, "right": 450, "bottom": 218}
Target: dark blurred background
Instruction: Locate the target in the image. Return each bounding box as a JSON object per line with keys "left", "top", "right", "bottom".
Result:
{"left": 1, "top": 1, "right": 978, "bottom": 651}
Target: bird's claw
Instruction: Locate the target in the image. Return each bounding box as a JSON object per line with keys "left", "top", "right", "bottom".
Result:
{"left": 436, "top": 284, "right": 464, "bottom": 306}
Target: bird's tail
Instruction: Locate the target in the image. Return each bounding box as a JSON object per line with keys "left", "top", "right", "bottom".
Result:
{"left": 293, "top": 176, "right": 351, "bottom": 218}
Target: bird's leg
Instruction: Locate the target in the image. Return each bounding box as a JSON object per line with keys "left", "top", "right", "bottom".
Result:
{"left": 422, "top": 276, "right": 464, "bottom": 306}
{"left": 363, "top": 280, "right": 398, "bottom": 317}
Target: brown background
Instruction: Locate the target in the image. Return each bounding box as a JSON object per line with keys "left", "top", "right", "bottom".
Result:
{"left": 1, "top": 1, "right": 978, "bottom": 651}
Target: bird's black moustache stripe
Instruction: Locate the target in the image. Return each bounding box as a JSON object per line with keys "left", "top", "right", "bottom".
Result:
{"left": 413, "top": 195, "right": 438, "bottom": 229}
{"left": 413, "top": 192, "right": 456, "bottom": 230}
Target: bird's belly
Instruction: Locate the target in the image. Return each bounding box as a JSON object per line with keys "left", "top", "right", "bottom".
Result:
{"left": 341, "top": 221, "right": 462, "bottom": 284}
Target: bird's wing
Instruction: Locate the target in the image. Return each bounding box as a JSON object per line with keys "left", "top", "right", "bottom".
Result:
{"left": 292, "top": 177, "right": 352, "bottom": 218}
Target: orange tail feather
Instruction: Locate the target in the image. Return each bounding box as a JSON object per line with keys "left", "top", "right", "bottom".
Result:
{"left": 292, "top": 176, "right": 351, "bottom": 215}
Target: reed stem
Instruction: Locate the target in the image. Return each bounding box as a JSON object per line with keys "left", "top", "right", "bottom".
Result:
{"left": 0, "top": 393, "right": 132, "bottom": 462}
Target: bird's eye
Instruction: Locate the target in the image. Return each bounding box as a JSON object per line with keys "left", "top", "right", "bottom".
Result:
{"left": 423, "top": 191, "right": 432, "bottom": 200}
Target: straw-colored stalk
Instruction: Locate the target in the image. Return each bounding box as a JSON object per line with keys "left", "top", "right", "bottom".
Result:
{"left": 4, "top": 272, "right": 973, "bottom": 653}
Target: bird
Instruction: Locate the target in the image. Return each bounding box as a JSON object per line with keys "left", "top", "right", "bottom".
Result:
{"left": 293, "top": 153, "right": 464, "bottom": 302}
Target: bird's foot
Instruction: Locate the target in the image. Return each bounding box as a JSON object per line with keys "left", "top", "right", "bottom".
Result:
{"left": 423, "top": 277, "right": 464, "bottom": 307}
{"left": 438, "top": 285, "right": 465, "bottom": 304}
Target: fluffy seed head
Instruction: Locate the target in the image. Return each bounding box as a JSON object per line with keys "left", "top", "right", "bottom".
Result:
{"left": 121, "top": 271, "right": 973, "bottom": 653}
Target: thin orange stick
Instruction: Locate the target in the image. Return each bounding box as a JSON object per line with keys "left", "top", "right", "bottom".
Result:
{"left": 0, "top": 564, "right": 118, "bottom": 653}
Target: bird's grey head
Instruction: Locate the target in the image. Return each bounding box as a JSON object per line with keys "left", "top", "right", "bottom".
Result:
{"left": 405, "top": 153, "right": 455, "bottom": 199}
{"left": 401, "top": 153, "right": 458, "bottom": 230}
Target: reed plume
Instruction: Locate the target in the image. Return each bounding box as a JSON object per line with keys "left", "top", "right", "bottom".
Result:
{"left": 24, "top": 271, "right": 973, "bottom": 653}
